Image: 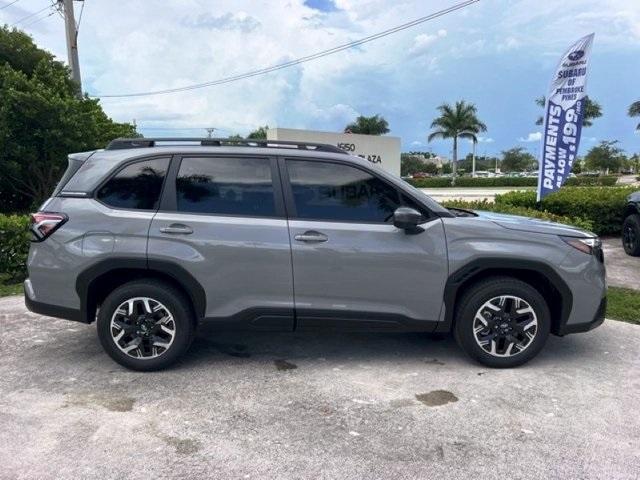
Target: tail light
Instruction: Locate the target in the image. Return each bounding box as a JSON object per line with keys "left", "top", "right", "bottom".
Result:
{"left": 30, "top": 212, "right": 68, "bottom": 242}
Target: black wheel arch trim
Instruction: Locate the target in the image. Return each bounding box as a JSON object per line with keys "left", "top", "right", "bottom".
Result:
{"left": 436, "top": 258, "right": 573, "bottom": 335}
{"left": 76, "top": 257, "right": 207, "bottom": 323}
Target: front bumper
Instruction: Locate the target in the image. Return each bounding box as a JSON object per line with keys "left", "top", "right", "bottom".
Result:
{"left": 557, "top": 295, "right": 606, "bottom": 335}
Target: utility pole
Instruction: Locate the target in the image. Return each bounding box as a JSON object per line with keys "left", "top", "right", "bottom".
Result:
{"left": 59, "top": 0, "right": 82, "bottom": 97}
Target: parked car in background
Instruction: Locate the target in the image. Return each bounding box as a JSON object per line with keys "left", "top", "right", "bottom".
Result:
{"left": 623, "top": 191, "right": 640, "bottom": 256}
{"left": 25, "top": 138, "right": 606, "bottom": 371}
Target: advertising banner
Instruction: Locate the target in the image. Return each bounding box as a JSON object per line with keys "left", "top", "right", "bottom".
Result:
{"left": 537, "top": 33, "right": 595, "bottom": 201}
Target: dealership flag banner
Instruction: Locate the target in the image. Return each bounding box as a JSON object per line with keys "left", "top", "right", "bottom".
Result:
{"left": 537, "top": 33, "right": 595, "bottom": 201}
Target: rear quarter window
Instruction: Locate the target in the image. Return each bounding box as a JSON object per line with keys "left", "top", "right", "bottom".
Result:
{"left": 96, "top": 157, "right": 170, "bottom": 210}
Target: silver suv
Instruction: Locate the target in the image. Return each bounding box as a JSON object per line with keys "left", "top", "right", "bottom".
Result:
{"left": 25, "top": 138, "right": 606, "bottom": 371}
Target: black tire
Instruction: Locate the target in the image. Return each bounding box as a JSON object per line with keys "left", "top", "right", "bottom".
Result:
{"left": 97, "top": 280, "right": 195, "bottom": 371}
{"left": 622, "top": 214, "right": 640, "bottom": 257}
{"left": 454, "top": 277, "right": 550, "bottom": 368}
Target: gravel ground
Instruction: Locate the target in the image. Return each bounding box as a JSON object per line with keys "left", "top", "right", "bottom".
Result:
{"left": 0, "top": 295, "right": 639, "bottom": 480}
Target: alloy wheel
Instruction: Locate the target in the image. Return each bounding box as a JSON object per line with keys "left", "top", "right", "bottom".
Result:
{"left": 472, "top": 295, "right": 538, "bottom": 357}
{"left": 110, "top": 297, "right": 176, "bottom": 359}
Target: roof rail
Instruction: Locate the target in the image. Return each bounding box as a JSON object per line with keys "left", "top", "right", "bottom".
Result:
{"left": 105, "top": 137, "right": 348, "bottom": 155}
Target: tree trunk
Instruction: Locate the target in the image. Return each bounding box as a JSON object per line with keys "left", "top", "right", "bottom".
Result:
{"left": 451, "top": 136, "right": 458, "bottom": 187}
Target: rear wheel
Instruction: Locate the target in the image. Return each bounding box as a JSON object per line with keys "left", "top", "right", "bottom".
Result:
{"left": 454, "top": 277, "right": 550, "bottom": 368}
{"left": 622, "top": 214, "right": 640, "bottom": 256}
{"left": 97, "top": 280, "right": 195, "bottom": 371}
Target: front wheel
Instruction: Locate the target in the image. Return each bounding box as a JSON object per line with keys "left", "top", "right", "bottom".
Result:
{"left": 97, "top": 280, "right": 195, "bottom": 371}
{"left": 454, "top": 277, "right": 550, "bottom": 368}
{"left": 622, "top": 214, "right": 640, "bottom": 256}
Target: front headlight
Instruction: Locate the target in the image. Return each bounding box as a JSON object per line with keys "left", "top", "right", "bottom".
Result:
{"left": 560, "top": 236, "right": 601, "bottom": 255}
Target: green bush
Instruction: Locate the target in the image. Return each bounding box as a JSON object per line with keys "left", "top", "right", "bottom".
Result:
{"left": 0, "top": 214, "right": 30, "bottom": 283}
{"left": 565, "top": 175, "right": 618, "bottom": 186}
{"left": 408, "top": 177, "right": 537, "bottom": 188}
{"left": 407, "top": 175, "right": 617, "bottom": 188}
{"left": 442, "top": 199, "right": 594, "bottom": 232}
{"left": 495, "top": 186, "right": 634, "bottom": 235}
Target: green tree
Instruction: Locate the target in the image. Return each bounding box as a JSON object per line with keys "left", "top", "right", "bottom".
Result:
{"left": 501, "top": 147, "right": 536, "bottom": 172}
{"left": 0, "top": 27, "right": 137, "bottom": 211}
{"left": 535, "top": 96, "right": 602, "bottom": 127}
{"left": 628, "top": 101, "right": 640, "bottom": 131}
{"left": 344, "top": 114, "right": 389, "bottom": 135}
{"left": 400, "top": 154, "right": 426, "bottom": 176}
{"left": 247, "top": 125, "right": 268, "bottom": 139}
{"left": 584, "top": 141, "right": 625, "bottom": 174}
{"left": 427, "top": 101, "right": 487, "bottom": 185}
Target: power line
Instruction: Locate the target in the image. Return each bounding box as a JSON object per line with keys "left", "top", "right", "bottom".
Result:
{"left": 11, "top": 4, "right": 52, "bottom": 25}
{"left": 22, "top": 9, "right": 55, "bottom": 28}
{"left": 93, "top": 0, "right": 479, "bottom": 98}
{"left": 0, "top": 0, "right": 22, "bottom": 10}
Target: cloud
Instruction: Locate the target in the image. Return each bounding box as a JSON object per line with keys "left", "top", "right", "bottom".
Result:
{"left": 497, "top": 36, "right": 521, "bottom": 51}
{"left": 519, "top": 132, "right": 543, "bottom": 142}
{"left": 478, "top": 136, "right": 494, "bottom": 143}
{"left": 411, "top": 140, "right": 425, "bottom": 147}
{"left": 410, "top": 29, "right": 447, "bottom": 56}
{"left": 183, "top": 12, "right": 261, "bottom": 32}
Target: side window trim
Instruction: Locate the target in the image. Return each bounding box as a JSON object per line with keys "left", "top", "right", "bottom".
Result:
{"left": 162, "top": 154, "right": 285, "bottom": 219}
{"left": 280, "top": 157, "right": 432, "bottom": 224}
{"left": 93, "top": 155, "right": 171, "bottom": 212}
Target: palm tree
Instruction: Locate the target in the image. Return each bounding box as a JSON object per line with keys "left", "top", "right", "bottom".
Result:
{"left": 628, "top": 101, "right": 640, "bottom": 130}
{"left": 535, "top": 96, "right": 602, "bottom": 127}
{"left": 344, "top": 115, "right": 390, "bottom": 135}
{"left": 428, "top": 101, "right": 487, "bottom": 186}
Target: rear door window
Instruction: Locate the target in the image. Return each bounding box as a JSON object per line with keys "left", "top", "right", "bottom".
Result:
{"left": 176, "top": 157, "right": 276, "bottom": 217}
{"left": 96, "top": 157, "right": 170, "bottom": 210}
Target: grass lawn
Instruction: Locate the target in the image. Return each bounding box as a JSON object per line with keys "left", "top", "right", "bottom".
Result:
{"left": 0, "top": 283, "right": 638, "bottom": 326}
{"left": 606, "top": 287, "right": 640, "bottom": 325}
{"left": 0, "top": 283, "right": 22, "bottom": 297}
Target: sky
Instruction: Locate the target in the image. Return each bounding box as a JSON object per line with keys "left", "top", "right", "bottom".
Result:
{"left": 1, "top": 0, "right": 639, "bottom": 159}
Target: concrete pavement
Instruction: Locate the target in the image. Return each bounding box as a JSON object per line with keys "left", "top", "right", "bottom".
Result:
{"left": 602, "top": 237, "right": 640, "bottom": 290}
{"left": 0, "top": 295, "right": 638, "bottom": 480}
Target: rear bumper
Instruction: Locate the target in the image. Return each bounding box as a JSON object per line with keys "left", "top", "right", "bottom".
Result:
{"left": 24, "top": 280, "right": 84, "bottom": 323}
{"left": 557, "top": 295, "right": 606, "bottom": 335}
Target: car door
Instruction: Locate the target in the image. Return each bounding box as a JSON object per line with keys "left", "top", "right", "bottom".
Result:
{"left": 147, "top": 154, "right": 294, "bottom": 330}
{"left": 281, "top": 157, "right": 448, "bottom": 331}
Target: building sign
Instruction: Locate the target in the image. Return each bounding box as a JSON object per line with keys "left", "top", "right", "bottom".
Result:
{"left": 267, "top": 128, "right": 401, "bottom": 177}
{"left": 537, "top": 33, "right": 594, "bottom": 201}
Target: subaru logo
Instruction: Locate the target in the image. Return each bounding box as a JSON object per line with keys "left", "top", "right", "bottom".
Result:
{"left": 568, "top": 50, "right": 584, "bottom": 61}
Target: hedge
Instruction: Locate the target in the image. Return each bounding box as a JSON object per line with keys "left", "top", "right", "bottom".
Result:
{"left": 442, "top": 199, "right": 594, "bottom": 232}
{"left": 408, "top": 175, "right": 618, "bottom": 188}
{"left": 495, "top": 186, "right": 635, "bottom": 235}
{"left": 0, "top": 214, "right": 30, "bottom": 284}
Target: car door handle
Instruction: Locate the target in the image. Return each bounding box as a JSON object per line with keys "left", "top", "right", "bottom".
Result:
{"left": 160, "top": 224, "right": 193, "bottom": 235}
{"left": 294, "top": 231, "right": 328, "bottom": 243}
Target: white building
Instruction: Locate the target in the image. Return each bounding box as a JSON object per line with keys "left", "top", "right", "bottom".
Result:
{"left": 267, "top": 128, "right": 401, "bottom": 177}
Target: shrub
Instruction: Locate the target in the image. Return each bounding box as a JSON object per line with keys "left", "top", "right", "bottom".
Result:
{"left": 565, "top": 175, "right": 618, "bottom": 186}
{"left": 495, "top": 186, "right": 634, "bottom": 235}
{"left": 0, "top": 214, "right": 30, "bottom": 283}
{"left": 442, "top": 199, "right": 594, "bottom": 232}
{"left": 407, "top": 175, "right": 617, "bottom": 188}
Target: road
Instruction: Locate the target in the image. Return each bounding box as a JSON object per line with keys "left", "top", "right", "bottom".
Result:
{"left": 0, "top": 295, "right": 638, "bottom": 480}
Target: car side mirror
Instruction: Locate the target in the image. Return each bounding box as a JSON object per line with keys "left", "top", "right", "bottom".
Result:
{"left": 393, "top": 207, "right": 424, "bottom": 234}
